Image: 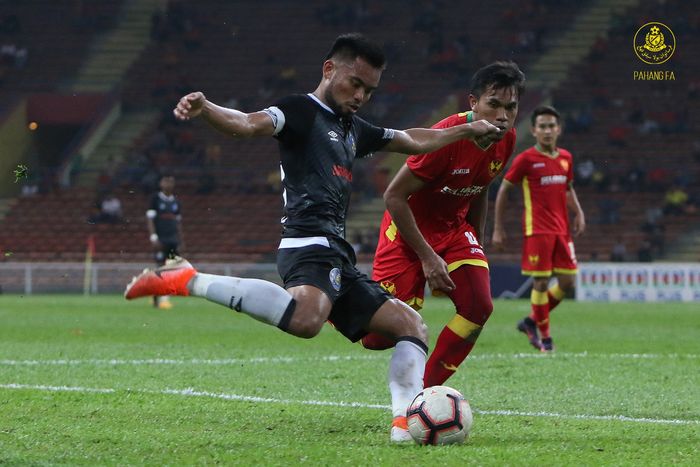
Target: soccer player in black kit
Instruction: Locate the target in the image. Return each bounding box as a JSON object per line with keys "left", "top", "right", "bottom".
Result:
{"left": 146, "top": 173, "right": 184, "bottom": 309}
{"left": 125, "top": 33, "right": 502, "bottom": 442}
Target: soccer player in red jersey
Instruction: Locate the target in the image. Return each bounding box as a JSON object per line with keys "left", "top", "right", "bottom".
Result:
{"left": 492, "top": 105, "right": 585, "bottom": 352}
{"left": 362, "top": 62, "right": 525, "bottom": 387}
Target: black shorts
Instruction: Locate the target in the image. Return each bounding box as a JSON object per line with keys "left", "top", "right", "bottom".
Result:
{"left": 277, "top": 240, "right": 392, "bottom": 342}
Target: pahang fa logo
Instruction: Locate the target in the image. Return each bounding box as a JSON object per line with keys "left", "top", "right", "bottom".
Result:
{"left": 634, "top": 22, "right": 675, "bottom": 65}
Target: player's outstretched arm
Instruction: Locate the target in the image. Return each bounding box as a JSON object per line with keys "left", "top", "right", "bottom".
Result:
{"left": 384, "top": 120, "right": 502, "bottom": 155}
{"left": 491, "top": 179, "right": 514, "bottom": 251}
{"left": 173, "top": 92, "right": 275, "bottom": 138}
{"left": 567, "top": 186, "right": 586, "bottom": 236}
{"left": 384, "top": 165, "right": 456, "bottom": 293}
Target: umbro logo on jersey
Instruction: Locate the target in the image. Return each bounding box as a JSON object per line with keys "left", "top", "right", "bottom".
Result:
{"left": 328, "top": 131, "right": 339, "bottom": 142}
{"left": 451, "top": 168, "right": 471, "bottom": 175}
{"left": 532, "top": 162, "right": 545, "bottom": 168}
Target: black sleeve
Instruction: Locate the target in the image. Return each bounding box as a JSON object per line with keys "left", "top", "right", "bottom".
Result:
{"left": 272, "top": 94, "right": 315, "bottom": 146}
{"left": 354, "top": 116, "right": 394, "bottom": 158}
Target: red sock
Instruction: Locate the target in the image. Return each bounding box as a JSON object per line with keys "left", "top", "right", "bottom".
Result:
{"left": 530, "top": 289, "right": 550, "bottom": 338}
{"left": 424, "top": 265, "right": 492, "bottom": 387}
{"left": 424, "top": 321, "right": 479, "bottom": 387}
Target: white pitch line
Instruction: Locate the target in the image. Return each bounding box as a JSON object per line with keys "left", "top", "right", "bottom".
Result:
{"left": 0, "top": 355, "right": 382, "bottom": 366}
{"left": 0, "top": 352, "right": 697, "bottom": 366}
{"left": 0, "top": 383, "right": 698, "bottom": 426}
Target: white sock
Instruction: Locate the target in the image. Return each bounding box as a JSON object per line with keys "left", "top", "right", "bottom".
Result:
{"left": 188, "top": 273, "right": 295, "bottom": 328}
{"left": 389, "top": 338, "right": 427, "bottom": 418}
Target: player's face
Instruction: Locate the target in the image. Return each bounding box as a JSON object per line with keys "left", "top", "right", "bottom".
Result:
{"left": 323, "top": 57, "right": 381, "bottom": 117}
{"left": 531, "top": 114, "right": 561, "bottom": 148}
{"left": 469, "top": 85, "right": 519, "bottom": 141}
{"left": 160, "top": 176, "right": 175, "bottom": 193}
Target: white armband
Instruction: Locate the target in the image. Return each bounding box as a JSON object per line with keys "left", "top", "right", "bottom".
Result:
{"left": 149, "top": 233, "right": 159, "bottom": 243}
{"left": 146, "top": 209, "right": 157, "bottom": 219}
{"left": 262, "top": 106, "right": 286, "bottom": 135}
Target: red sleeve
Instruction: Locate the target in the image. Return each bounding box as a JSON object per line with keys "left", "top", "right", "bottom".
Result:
{"left": 566, "top": 152, "right": 574, "bottom": 184}
{"left": 504, "top": 152, "right": 527, "bottom": 184}
{"left": 405, "top": 113, "right": 462, "bottom": 183}
{"left": 406, "top": 146, "right": 450, "bottom": 183}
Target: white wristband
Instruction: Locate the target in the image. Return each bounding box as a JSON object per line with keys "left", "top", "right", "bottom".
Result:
{"left": 149, "top": 234, "right": 159, "bottom": 243}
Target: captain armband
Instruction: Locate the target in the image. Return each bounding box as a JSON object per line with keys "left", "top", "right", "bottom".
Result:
{"left": 262, "top": 106, "right": 286, "bottom": 135}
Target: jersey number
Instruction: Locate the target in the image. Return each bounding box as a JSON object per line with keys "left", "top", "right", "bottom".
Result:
{"left": 464, "top": 232, "right": 479, "bottom": 246}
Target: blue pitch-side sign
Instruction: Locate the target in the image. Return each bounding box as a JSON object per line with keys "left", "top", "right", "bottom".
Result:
{"left": 576, "top": 263, "right": 700, "bottom": 302}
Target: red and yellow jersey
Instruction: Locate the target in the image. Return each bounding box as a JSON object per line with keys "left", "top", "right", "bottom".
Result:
{"left": 504, "top": 146, "right": 574, "bottom": 236}
{"left": 380, "top": 111, "right": 516, "bottom": 244}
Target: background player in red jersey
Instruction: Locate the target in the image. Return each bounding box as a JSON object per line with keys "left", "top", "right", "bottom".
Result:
{"left": 362, "top": 61, "right": 525, "bottom": 387}
{"left": 492, "top": 105, "right": 585, "bottom": 352}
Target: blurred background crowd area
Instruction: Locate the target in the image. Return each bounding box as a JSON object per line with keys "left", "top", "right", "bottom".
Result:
{"left": 0, "top": 0, "right": 698, "bottom": 264}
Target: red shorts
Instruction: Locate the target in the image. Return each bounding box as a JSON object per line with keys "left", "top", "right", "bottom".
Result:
{"left": 521, "top": 234, "right": 577, "bottom": 277}
{"left": 372, "top": 222, "right": 488, "bottom": 310}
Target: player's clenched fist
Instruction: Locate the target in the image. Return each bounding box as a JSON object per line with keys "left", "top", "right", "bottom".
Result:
{"left": 469, "top": 119, "right": 502, "bottom": 136}
{"left": 466, "top": 119, "right": 505, "bottom": 146}
{"left": 173, "top": 92, "right": 206, "bottom": 121}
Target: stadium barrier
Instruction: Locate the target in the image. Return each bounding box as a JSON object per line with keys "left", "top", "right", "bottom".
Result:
{"left": 0, "top": 262, "right": 291, "bottom": 295}
{"left": 576, "top": 263, "right": 700, "bottom": 302}
{"left": 3, "top": 262, "right": 698, "bottom": 302}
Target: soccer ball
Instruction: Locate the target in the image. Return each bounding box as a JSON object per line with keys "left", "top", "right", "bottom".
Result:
{"left": 406, "top": 385, "right": 473, "bottom": 445}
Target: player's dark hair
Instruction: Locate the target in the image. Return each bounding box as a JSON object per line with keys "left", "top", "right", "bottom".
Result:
{"left": 530, "top": 105, "right": 561, "bottom": 126}
{"left": 158, "top": 172, "right": 175, "bottom": 181}
{"left": 469, "top": 61, "right": 525, "bottom": 98}
{"left": 325, "top": 33, "right": 386, "bottom": 69}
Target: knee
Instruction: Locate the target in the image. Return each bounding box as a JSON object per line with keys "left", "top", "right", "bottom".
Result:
{"left": 455, "top": 294, "right": 493, "bottom": 326}
{"left": 532, "top": 278, "right": 550, "bottom": 292}
{"left": 405, "top": 306, "right": 429, "bottom": 344}
{"left": 286, "top": 305, "right": 326, "bottom": 339}
{"left": 393, "top": 299, "right": 429, "bottom": 344}
{"left": 414, "top": 317, "right": 429, "bottom": 344}
{"left": 558, "top": 276, "right": 576, "bottom": 291}
{"left": 290, "top": 319, "right": 324, "bottom": 339}
{"left": 477, "top": 296, "right": 494, "bottom": 320}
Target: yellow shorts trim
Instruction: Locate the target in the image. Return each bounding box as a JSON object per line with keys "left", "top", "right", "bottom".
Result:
{"left": 447, "top": 259, "right": 489, "bottom": 273}
{"left": 446, "top": 314, "right": 482, "bottom": 339}
{"left": 522, "top": 269, "right": 552, "bottom": 277}
{"left": 553, "top": 267, "right": 578, "bottom": 275}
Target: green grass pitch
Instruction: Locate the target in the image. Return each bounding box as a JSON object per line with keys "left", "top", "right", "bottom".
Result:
{"left": 0, "top": 295, "right": 698, "bottom": 465}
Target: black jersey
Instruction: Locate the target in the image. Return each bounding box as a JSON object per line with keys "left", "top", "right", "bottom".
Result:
{"left": 148, "top": 191, "right": 181, "bottom": 244}
{"left": 266, "top": 94, "right": 394, "bottom": 240}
